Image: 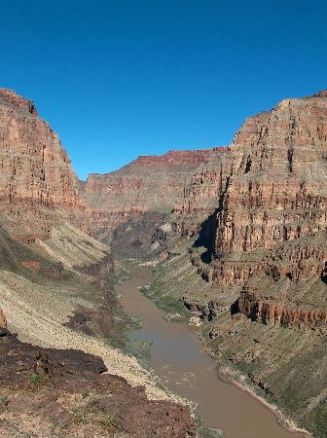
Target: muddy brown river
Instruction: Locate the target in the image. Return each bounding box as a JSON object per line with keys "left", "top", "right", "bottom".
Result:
{"left": 117, "top": 263, "right": 307, "bottom": 438}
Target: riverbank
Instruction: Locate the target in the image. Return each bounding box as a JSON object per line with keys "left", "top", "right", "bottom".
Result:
{"left": 117, "top": 259, "right": 307, "bottom": 438}
{"left": 217, "top": 365, "right": 311, "bottom": 437}
{"left": 140, "top": 264, "right": 313, "bottom": 438}
{"left": 137, "top": 247, "right": 326, "bottom": 437}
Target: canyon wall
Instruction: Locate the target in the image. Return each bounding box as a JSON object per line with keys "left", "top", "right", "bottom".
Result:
{"left": 81, "top": 148, "right": 222, "bottom": 239}
{"left": 173, "top": 91, "right": 327, "bottom": 333}
{"left": 0, "top": 89, "right": 85, "bottom": 241}
{"left": 215, "top": 91, "right": 327, "bottom": 255}
{"left": 132, "top": 91, "right": 327, "bottom": 435}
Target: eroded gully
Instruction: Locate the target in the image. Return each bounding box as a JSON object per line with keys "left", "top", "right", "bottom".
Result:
{"left": 116, "top": 262, "right": 308, "bottom": 438}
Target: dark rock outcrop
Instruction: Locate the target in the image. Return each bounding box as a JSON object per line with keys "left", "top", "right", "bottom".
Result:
{"left": 0, "top": 332, "right": 196, "bottom": 437}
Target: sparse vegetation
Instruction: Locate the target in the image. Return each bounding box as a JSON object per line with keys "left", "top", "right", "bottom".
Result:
{"left": 140, "top": 284, "right": 189, "bottom": 319}
{"left": 72, "top": 408, "right": 88, "bottom": 425}
{"left": 29, "top": 373, "right": 44, "bottom": 389}
{"left": 81, "top": 388, "right": 89, "bottom": 399}
{"left": 0, "top": 392, "right": 9, "bottom": 408}
{"left": 100, "top": 413, "right": 121, "bottom": 431}
{"left": 199, "top": 427, "right": 224, "bottom": 438}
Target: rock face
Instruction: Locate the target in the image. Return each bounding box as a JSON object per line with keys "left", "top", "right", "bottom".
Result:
{"left": 0, "top": 89, "right": 198, "bottom": 437}
{"left": 81, "top": 148, "right": 222, "bottom": 239}
{"left": 140, "top": 90, "right": 327, "bottom": 437}
{"left": 172, "top": 147, "right": 232, "bottom": 240}
{"left": 169, "top": 91, "right": 327, "bottom": 330}
{"left": 236, "top": 289, "right": 327, "bottom": 330}
{"left": 214, "top": 92, "right": 327, "bottom": 256}
{"left": 0, "top": 89, "right": 84, "bottom": 241}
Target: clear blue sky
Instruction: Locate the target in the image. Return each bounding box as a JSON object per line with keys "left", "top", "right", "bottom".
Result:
{"left": 0, "top": 1, "right": 326, "bottom": 180}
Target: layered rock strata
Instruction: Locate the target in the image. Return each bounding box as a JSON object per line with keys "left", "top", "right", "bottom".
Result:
{"left": 0, "top": 89, "right": 84, "bottom": 241}
{"left": 81, "top": 148, "right": 222, "bottom": 239}
{"left": 203, "top": 93, "right": 327, "bottom": 335}
{"left": 236, "top": 289, "right": 327, "bottom": 330}
{"left": 170, "top": 93, "right": 327, "bottom": 323}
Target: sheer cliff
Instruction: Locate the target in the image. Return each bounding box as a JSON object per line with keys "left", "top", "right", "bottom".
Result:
{"left": 0, "top": 89, "right": 85, "bottom": 241}
{"left": 194, "top": 92, "right": 327, "bottom": 319}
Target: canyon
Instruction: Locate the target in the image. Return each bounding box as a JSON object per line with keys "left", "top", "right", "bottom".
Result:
{"left": 82, "top": 91, "right": 327, "bottom": 333}
{"left": 81, "top": 89, "right": 327, "bottom": 436}
{"left": 0, "top": 89, "right": 197, "bottom": 437}
{"left": 0, "top": 87, "right": 327, "bottom": 436}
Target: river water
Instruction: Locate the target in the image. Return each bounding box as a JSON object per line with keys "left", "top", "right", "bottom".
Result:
{"left": 117, "top": 263, "right": 307, "bottom": 438}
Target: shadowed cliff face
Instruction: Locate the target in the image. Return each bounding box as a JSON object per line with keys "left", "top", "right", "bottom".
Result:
{"left": 0, "top": 89, "right": 85, "bottom": 242}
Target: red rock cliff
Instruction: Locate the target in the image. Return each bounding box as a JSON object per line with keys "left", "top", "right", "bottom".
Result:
{"left": 0, "top": 89, "right": 84, "bottom": 241}
{"left": 168, "top": 91, "right": 327, "bottom": 331}
{"left": 81, "top": 148, "right": 221, "bottom": 237}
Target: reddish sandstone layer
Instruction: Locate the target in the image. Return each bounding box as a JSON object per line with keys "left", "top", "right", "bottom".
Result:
{"left": 170, "top": 91, "right": 327, "bottom": 331}
{"left": 81, "top": 148, "right": 223, "bottom": 237}
{"left": 0, "top": 89, "right": 85, "bottom": 241}
{"left": 173, "top": 92, "right": 327, "bottom": 291}
{"left": 215, "top": 94, "right": 327, "bottom": 256}
{"left": 215, "top": 93, "right": 327, "bottom": 330}
{"left": 173, "top": 93, "right": 327, "bottom": 254}
{"left": 237, "top": 290, "right": 327, "bottom": 330}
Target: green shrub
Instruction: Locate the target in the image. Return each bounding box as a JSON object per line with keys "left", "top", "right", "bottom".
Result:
{"left": 29, "top": 373, "right": 44, "bottom": 388}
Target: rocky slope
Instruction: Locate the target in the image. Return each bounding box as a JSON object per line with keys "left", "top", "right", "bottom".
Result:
{"left": 0, "top": 330, "right": 196, "bottom": 438}
{"left": 0, "top": 219, "right": 198, "bottom": 437}
{"left": 0, "top": 89, "right": 85, "bottom": 242}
